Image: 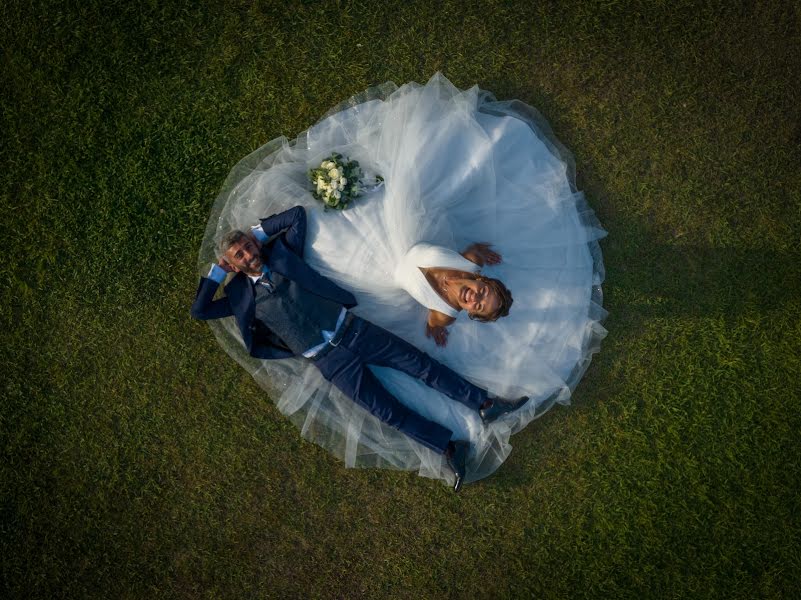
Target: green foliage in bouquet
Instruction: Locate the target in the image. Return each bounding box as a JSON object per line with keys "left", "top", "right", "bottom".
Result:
{"left": 308, "top": 153, "right": 364, "bottom": 210}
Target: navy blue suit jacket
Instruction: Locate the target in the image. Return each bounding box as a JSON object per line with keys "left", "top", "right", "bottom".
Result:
{"left": 191, "top": 205, "right": 357, "bottom": 360}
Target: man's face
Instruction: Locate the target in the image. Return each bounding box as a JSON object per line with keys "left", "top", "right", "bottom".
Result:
{"left": 224, "top": 235, "right": 263, "bottom": 275}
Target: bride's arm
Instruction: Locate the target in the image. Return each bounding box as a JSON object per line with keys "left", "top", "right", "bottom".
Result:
{"left": 461, "top": 243, "right": 502, "bottom": 267}
{"left": 425, "top": 310, "right": 456, "bottom": 347}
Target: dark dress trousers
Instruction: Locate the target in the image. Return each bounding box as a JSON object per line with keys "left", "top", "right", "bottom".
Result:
{"left": 191, "top": 205, "right": 488, "bottom": 453}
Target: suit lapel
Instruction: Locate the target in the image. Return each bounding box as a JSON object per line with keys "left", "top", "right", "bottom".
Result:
{"left": 267, "top": 241, "right": 355, "bottom": 307}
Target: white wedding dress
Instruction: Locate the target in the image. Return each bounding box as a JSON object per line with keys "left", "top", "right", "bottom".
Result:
{"left": 394, "top": 243, "right": 480, "bottom": 318}
{"left": 197, "top": 73, "right": 607, "bottom": 484}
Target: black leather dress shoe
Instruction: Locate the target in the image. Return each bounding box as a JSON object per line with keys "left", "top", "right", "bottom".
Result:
{"left": 479, "top": 396, "right": 529, "bottom": 424}
{"left": 445, "top": 440, "right": 470, "bottom": 492}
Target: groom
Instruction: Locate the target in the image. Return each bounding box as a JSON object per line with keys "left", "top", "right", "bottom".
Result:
{"left": 191, "top": 205, "right": 526, "bottom": 491}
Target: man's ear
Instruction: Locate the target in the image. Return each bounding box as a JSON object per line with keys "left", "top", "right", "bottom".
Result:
{"left": 220, "top": 255, "right": 239, "bottom": 273}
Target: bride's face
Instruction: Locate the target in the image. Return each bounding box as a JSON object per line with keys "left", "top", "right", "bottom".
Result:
{"left": 224, "top": 235, "right": 263, "bottom": 275}
{"left": 454, "top": 278, "right": 500, "bottom": 321}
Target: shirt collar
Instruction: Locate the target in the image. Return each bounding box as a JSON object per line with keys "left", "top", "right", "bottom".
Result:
{"left": 248, "top": 265, "right": 271, "bottom": 284}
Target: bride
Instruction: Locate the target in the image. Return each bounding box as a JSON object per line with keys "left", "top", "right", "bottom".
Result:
{"left": 197, "top": 73, "right": 607, "bottom": 485}
{"left": 399, "top": 241, "right": 513, "bottom": 347}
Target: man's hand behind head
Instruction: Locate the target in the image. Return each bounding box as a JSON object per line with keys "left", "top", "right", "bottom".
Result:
{"left": 217, "top": 257, "right": 234, "bottom": 273}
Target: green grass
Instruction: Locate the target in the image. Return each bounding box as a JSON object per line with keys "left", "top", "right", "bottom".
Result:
{"left": 2, "top": 0, "right": 800, "bottom": 597}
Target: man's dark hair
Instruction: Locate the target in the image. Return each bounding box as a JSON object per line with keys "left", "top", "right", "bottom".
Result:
{"left": 468, "top": 275, "right": 513, "bottom": 322}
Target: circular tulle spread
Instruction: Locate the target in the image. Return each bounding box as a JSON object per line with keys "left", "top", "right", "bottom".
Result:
{"left": 197, "top": 73, "right": 607, "bottom": 485}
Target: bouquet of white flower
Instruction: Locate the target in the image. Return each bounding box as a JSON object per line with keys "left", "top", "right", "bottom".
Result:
{"left": 308, "top": 153, "right": 380, "bottom": 210}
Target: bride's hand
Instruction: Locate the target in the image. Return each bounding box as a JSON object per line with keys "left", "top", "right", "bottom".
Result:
{"left": 425, "top": 323, "right": 449, "bottom": 347}
{"left": 462, "top": 242, "right": 502, "bottom": 267}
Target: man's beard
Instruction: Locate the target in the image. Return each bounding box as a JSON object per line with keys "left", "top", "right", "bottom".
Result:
{"left": 244, "top": 254, "right": 263, "bottom": 272}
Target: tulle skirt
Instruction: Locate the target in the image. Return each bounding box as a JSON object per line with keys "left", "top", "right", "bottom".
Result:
{"left": 197, "top": 73, "right": 607, "bottom": 484}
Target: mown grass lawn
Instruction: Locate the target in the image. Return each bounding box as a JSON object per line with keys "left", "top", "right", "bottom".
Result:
{"left": 2, "top": 1, "right": 800, "bottom": 598}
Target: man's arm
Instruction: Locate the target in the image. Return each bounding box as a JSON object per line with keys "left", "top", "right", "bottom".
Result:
{"left": 258, "top": 205, "right": 307, "bottom": 257}
{"left": 190, "top": 263, "right": 234, "bottom": 320}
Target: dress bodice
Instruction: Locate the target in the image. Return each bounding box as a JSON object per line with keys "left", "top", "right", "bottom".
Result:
{"left": 393, "top": 242, "right": 480, "bottom": 317}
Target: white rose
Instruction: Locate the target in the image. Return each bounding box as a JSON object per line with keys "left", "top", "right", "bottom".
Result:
{"left": 322, "top": 161, "right": 332, "bottom": 169}
{"left": 330, "top": 180, "right": 338, "bottom": 190}
{"left": 340, "top": 177, "right": 347, "bottom": 186}
{"left": 329, "top": 168, "right": 340, "bottom": 179}
{"left": 334, "top": 190, "right": 341, "bottom": 199}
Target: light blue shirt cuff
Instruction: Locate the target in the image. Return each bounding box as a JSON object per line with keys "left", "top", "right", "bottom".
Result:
{"left": 250, "top": 225, "right": 268, "bottom": 243}
{"left": 207, "top": 264, "right": 228, "bottom": 284}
